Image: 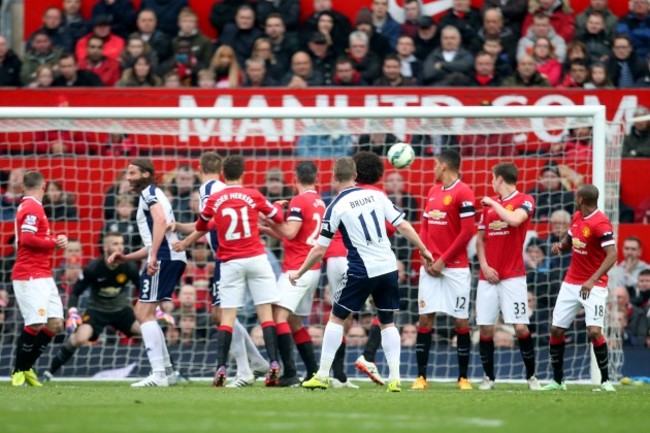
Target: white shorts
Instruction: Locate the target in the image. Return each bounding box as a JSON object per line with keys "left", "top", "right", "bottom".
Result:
{"left": 326, "top": 257, "right": 348, "bottom": 299}
{"left": 552, "top": 282, "right": 608, "bottom": 329}
{"left": 418, "top": 267, "right": 471, "bottom": 319}
{"left": 13, "top": 278, "right": 64, "bottom": 326}
{"left": 476, "top": 276, "right": 529, "bottom": 325}
{"left": 219, "top": 254, "right": 280, "bottom": 309}
{"left": 277, "top": 269, "right": 321, "bottom": 316}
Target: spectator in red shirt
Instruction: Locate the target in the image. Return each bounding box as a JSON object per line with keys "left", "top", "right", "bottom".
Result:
{"left": 470, "top": 51, "right": 503, "bottom": 87}
{"left": 76, "top": 14, "right": 125, "bottom": 65}
{"left": 522, "top": 0, "right": 575, "bottom": 44}
{"left": 400, "top": 0, "right": 421, "bottom": 39}
{"left": 558, "top": 58, "right": 589, "bottom": 88}
{"left": 79, "top": 36, "right": 121, "bottom": 86}
{"left": 532, "top": 36, "right": 562, "bottom": 86}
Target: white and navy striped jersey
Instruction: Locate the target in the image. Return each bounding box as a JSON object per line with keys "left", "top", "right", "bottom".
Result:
{"left": 199, "top": 179, "right": 226, "bottom": 253}
{"left": 318, "top": 186, "right": 405, "bottom": 278}
{"left": 137, "top": 185, "right": 187, "bottom": 262}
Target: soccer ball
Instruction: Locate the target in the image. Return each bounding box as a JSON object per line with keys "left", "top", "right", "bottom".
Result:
{"left": 387, "top": 142, "right": 415, "bottom": 169}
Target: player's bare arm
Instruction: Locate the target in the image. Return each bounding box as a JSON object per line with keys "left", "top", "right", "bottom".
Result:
{"left": 108, "top": 246, "right": 148, "bottom": 264}
{"left": 172, "top": 229, "right": 207, "bottom": 252}
{"left": 581, "top": 244, "right": 618, "bottom": 300}
{"left": 268, "top": 220, "right": 302, "bottom": 240}
{"left": 395, "top": 220, "right": 434, "bottom": 267}
{"left": 146, "top": 203, "right": 167, "bottom": 276}
{"left": 481, "top": 197, "right": 529, "bottom": 227}
{"left": 476, "top": 230, "right": 499, "bottom": 284}
{"left": 168, "top": 221, "right": 195, "bottom": 235}
{"left": 289, "top": 244, "right": 326, "bottom": 285}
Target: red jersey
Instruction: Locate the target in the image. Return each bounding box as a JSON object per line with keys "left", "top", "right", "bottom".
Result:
{"left": 12, "top": 196, "right": 57, "bottom": 280}
{"left": 282, "top": 190, "right": 326, "bottom": 271}
{"left": 323, "top": 183, "right": 396, "bottom": 260}
{"left": 421, "top": 179, "right": 476, "bottom": 268}
{"left": 197, "top": 185, "right": 283, "bottom": 262}
{"left": 478, "top": 191, "right": 535, "bottom": 280}
{"left": 565, "top": 209, "right": 615, "bottom": 287}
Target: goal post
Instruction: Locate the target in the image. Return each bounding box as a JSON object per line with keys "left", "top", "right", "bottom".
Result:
{"left": 0, "top": 105, "right": 624, "bottom": 383}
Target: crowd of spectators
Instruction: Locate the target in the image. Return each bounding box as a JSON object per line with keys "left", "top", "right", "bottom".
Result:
{"left": 2, "top": 0, "right": 650, "bottom": 91}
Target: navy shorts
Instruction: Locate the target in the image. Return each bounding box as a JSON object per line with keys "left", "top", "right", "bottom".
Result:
{"left": 139, "top": 260, "right": 186, "bottom": 302}
{"left": 333, "top": 270, "right": 399, "bottom": 321}
{"left": 211, "top": 259, "right": 222, "bottom": 307}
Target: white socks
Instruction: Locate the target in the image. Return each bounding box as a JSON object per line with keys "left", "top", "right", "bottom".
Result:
{"left": 232, "top": 320, "right": 253, "bottom": 377}
{"left": 140, "top": 320, "right": 167, "bottom": 377}
{"left": 381, "top": 326, "right": 401, "bottom": 382}
{"left": 317, "top": 322, "right": 344, "bottom": 378}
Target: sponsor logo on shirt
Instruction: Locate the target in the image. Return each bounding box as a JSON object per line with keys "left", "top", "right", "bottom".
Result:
{"left": 488, "top": 220, "right": 508, "bottom": 230}
{"left": 572, "top": 237, "right": 588, "bottom": 252}
{"left": 428, "top": 210, "right": 447, "bottom": 220}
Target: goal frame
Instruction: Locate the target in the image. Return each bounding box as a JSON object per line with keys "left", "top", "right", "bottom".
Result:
{"left": 0, "top": 105, "right": 615, "bottom": 384}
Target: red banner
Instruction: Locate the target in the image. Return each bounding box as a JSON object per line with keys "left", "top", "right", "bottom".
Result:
{"left": 0, "top": 87, "right": 645, "bottom": 144}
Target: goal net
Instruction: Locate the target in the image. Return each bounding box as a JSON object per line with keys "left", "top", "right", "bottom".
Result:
{"left": 0, "top": 106, "right": 624, "bottom": 383}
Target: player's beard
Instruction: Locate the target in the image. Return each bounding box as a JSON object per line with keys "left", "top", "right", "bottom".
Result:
{"left": 130, "top": 177, "right": 152, "bottom": 193}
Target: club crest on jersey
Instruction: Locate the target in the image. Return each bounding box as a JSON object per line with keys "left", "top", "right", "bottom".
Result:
{"left": 443, "top": 195, "right": 452, "bottom": 205}
{"left": 488, "top": 220, "right": 508, "bottom": 230}
{"left": 582, "top": 226, "right": 591, "bottom": 238}
{"left": 505, "top": 204, "right": 514, "bottom": 211}
{"left": 26, "top": 214, "right": 37, "bottom": 225}
{"left": 116, "top": 273, "right": 127, "bottom": 284}
{"left": 419, "top": 300, "right": 426, "bottom": 309}
{"left": 428, "top": 210, "right": 447, "bottom": 220}
{"left": 38, "top": 308, "right": 46, "bottom": 317}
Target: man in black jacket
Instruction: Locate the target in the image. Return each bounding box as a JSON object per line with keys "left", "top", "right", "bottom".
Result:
{"left": 525, "top": 161, "right": 575, "bottom": 222}
{"left": 0, "top": 36, "right": 22, "bottom": 87}
{"left": 52, "top": 53, "right": 104, "bottom": 87}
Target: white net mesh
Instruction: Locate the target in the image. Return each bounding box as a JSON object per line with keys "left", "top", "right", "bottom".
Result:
{"left": 0, "top": 108, "right": 624, "bottom": 382}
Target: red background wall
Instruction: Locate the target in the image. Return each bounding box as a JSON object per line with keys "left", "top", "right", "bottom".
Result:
{"left": 23, "top": 0, "right": 632, "bottom": 41}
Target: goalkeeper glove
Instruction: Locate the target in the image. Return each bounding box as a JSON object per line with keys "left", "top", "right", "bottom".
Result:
{"left": 66, "top": 307, "right": 82, "bottom": 332}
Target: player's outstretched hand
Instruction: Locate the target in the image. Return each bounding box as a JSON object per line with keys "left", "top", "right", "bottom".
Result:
{"left": 147, "top": 260, "right": 159, "bottom": 276}
{"left": 107, "top": 252, "right": 126, "bottom": 264}
{"left": 551, "top": 242, "right": 563, "bottom": 255}
{"left": 483, "top": 266, "right": 500, "bottom": 284}
{"left": 65, "top": 307, "right": 82, "bottom": 333}
{"left": 288, "top": 271, "right": 300, "bottom": 286}
{"left": 172, "top": 240, "right": 188, "bottom": 252}
{"left": 55, "top": 234, "right": 68, "bottom": 249}
{"left": 166, "top": 222, "right": 176, "bottom": 233}
{"left": 481, "top": 197, "right": 496, "bottom": 207}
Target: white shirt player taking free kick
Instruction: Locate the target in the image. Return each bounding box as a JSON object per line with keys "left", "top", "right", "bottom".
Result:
{"left": 289, "top": 158, "right": 433, "bottom": 391}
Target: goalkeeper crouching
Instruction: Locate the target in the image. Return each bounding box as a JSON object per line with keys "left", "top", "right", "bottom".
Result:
{"left": 43, "top": 232, "right": 143, "bottom": 379}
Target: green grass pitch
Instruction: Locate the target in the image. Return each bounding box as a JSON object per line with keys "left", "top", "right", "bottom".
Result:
{"left": 4, "top": 381, "right": 649, "bottom": 433}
